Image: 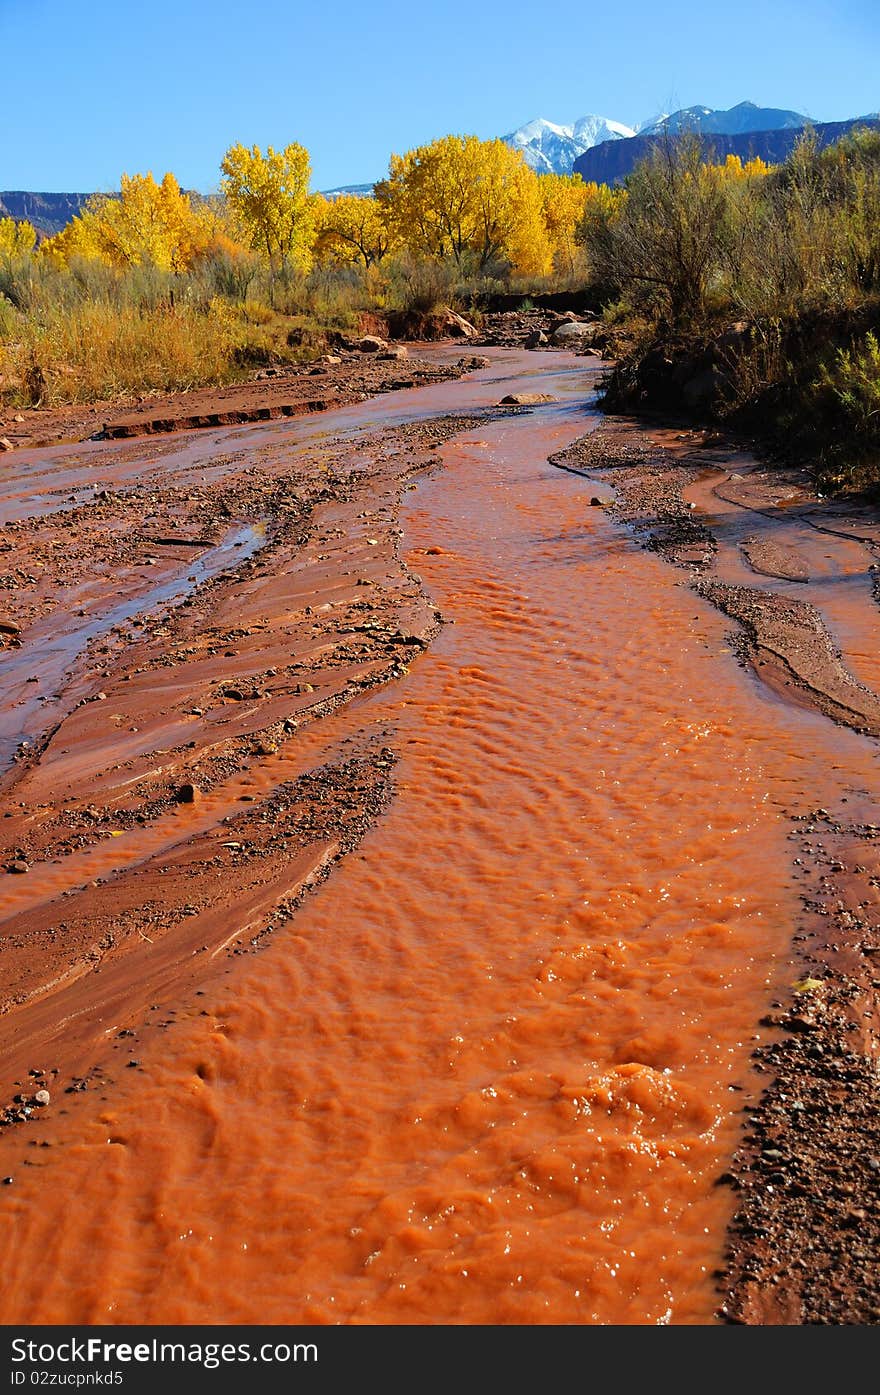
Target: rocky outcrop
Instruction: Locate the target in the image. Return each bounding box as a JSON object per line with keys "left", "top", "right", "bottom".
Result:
{"left": 602, "top": 323, "right": 754, "bottom": 416}
{"left": 385, "top": 307, "right": 477, "bottom": 342}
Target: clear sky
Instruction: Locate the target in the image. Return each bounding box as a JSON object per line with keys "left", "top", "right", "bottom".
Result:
{"left": 1, "top": 0, "right": 878, "bottom": 193}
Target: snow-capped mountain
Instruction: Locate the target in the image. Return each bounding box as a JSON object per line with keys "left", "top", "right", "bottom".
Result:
{"left": 638, "top": 101, "right": 807, "bottom": 137}
{"left": 504, "top": 115, "right": 635, "bottom": 174}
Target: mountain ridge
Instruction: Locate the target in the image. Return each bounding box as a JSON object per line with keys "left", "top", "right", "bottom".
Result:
{"left": 504, "top": 115, "right": 635, "bottom": 174}
{"left": 573, "top": 115, "right": 880, "bottom": 185}
{"left": 4, "top": 103, "right": 878, "bottom": 237}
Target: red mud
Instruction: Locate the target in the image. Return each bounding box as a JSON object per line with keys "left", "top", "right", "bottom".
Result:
{"left": 1, "top": 353, "right": 880, "bottom": 1324}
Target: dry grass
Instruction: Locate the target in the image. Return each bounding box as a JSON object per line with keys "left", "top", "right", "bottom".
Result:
{"left": 0, "top": 297, "right": 348, "bottom": 407}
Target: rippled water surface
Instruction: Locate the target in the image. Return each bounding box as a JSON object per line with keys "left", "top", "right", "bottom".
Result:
{"left": 1, "top": 353, "right": 875, "bottom": 1324}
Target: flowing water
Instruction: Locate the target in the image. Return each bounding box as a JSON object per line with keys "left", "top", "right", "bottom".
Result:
{"left": 0, "top": 522, "right": 267, "bottom": 771}
{"left": 1, "top": 351, "right": 878, "bottom": 1324}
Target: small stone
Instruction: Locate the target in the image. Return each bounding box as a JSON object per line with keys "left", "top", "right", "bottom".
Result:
{"left": 33, "top": 1089, "right": 50, "bottom": 1106}
{"left": 8, "top": 860, "right": 29, "bottom": 875}
{"left": 0, "top": 438, "right": 13, "bottom": 452}
{"left": 176, "top": 783, "right": 199, "bottom": 804}
{"left": 2, "top": 1177, "right": 12, "bottom": 1185}
{"left": 500, "top": 392, "right": 556, "bottom": 406}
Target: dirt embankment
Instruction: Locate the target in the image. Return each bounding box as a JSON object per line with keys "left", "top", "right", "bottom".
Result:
{"left": 0, "top": 349, "right": 488, "bottom": 452}
{"left": 551, "top": 415, "right": 880, "bottom": 1324}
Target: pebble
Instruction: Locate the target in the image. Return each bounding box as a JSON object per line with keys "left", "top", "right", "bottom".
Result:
{"left": 34, "top": 1089, "right": 50, "bottom": 1106}
{"left": 8, "top": 860, "right": 29, "bottom": 874}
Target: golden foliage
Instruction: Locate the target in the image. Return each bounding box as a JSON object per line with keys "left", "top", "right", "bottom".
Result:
{"left": 377, "top": 135, "right": 552, "bottom": 275}
{"left": 220, "top": 142, "right": 316, "bottom": 272}
{"left": 40, "top": 173, "right": 214, "bottom": 273}
{"left": 539, "top": 173, "right": 589, "bottom": 275}
{"left": 315, "top": 194, "right": 394, "bottom": 268}
{"left": 0, "top": 216, "right": 36, "bottom": 259}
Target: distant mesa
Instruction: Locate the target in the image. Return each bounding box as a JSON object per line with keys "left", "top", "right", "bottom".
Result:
{"left": 0, "top": 190, "right": 91, "bottom": 236}
{"left": 0, "top": 184, "right": 381, "bottom": 236}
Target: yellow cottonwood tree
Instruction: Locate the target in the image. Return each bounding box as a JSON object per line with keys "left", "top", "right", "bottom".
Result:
{"left": 712, "top": 154, "right": 773, "bottom": 181}
{"left": 0, "top": 216, "right": 36, "bottom": 259}
{"left": 41, "top": 173, "right": 213, "bottom": 272}
{"left": 315, "top": 194, "right": 393, "bottom": 268}
{"left": 220, "top": 142, "right": 316, "bottom": 273}
{"left": 539, "top": 173, "right": 590, "bottom": 275}
{"left": 377, "top": 135, "right": 551, "bottom": 275}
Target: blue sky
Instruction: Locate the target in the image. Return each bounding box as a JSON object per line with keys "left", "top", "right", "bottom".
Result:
{"left": 1, "top": 0, "right": 877, "bottom": 192}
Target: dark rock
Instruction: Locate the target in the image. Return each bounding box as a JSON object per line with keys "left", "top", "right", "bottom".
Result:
{"left": 681, "top": 369, "right": 722, "bottom": 410}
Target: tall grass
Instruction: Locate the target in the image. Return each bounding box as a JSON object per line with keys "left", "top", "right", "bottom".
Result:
{"left": 2, "top": 299, "right": 241, "bottom": 405}
{"left": 0, "top": 257, "right": 369, "bottom": 407}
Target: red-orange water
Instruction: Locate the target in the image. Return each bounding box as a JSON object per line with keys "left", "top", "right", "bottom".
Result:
{"left": 1, "top": 355, "right": 876, "bottom": 1324}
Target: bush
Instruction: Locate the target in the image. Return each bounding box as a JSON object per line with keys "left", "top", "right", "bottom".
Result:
{"left": 580, "top": 135, "right": 731, "bottom": 329}
{"left": 812, "top": 330, "right": 880, "bottom": 484}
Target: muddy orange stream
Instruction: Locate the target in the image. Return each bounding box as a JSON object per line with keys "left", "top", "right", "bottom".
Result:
{"left": 0, "top": 356, "right": 873, "bottom": 1325}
